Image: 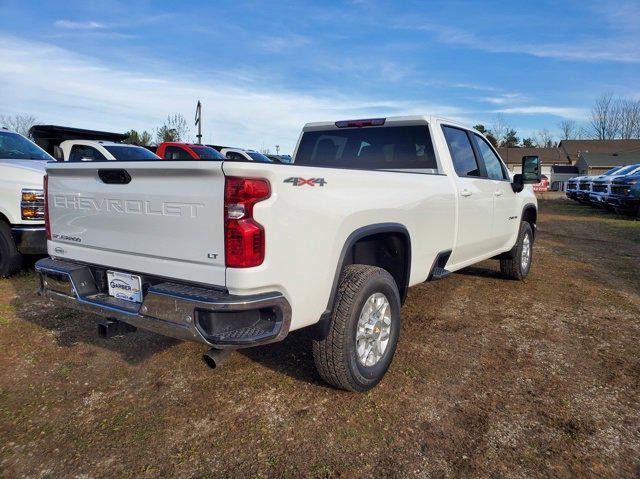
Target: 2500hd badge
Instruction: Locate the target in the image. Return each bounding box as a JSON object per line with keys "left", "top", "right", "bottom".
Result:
{"left": 52, "top": 233, "right": 82, "bottom": 243}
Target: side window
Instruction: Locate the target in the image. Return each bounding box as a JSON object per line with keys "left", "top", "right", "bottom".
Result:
{"left": 442, "top": 126, "right": 481, "bottom": 177}
{"left": 164, "top": 146, "right": 191, "bottom": 160}
{"left": 69, "top": 145, "right": 107, "bottom": 162}
{"left": 225, "top": 152, "right": 243, "bottom": 161}
{"left": 473, "top": 135, "right": 507, "bottom": 180}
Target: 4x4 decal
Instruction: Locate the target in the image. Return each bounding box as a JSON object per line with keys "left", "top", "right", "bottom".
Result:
{"left": 284, "top": 177, "right": 327, "bottom": 187}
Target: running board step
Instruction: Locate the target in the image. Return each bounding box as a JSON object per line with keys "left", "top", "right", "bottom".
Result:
{"left": 430, "top": 267, "right": 451, "bottom": 281}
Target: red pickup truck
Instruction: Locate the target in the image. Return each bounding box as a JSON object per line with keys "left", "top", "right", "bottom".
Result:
{"left": 156, "top": 142, "right": 225, "bottom": 160}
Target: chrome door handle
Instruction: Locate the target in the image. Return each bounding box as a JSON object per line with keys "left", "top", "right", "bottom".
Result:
{"left": 460, "top": 189, "right": 472, "bottom": 197}
{"left": 494, "top": 190, "right": 503, "bottom": 196}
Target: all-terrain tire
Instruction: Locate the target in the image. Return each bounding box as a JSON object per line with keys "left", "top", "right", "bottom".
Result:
{"left": 312, "top": 265, "right": 401, "bottom": 392}
{"left": 0, "top": 222, "right": 23, "bottom": 278}
{"left": 500, "top": 221, "right": 533, "bottom": 281}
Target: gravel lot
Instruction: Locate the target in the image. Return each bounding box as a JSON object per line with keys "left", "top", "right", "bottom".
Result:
{"left": 1, "top": 199, "right": 639, "bottom": 478}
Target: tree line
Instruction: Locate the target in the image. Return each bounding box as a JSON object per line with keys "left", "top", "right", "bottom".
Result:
{"left": 0, "top": 113, "right": 192, "bottom": 147}
{"left": 473, "top": 120, "right": 557, "bottom": 149}
{"left": 474, "top": 93, "right": 640, "bottom": 149}
{"left": 124, "top": 114, "right": 191, "bottom": 146}
{"left": 3, "top": 93, "right": 640, "bottom": 149}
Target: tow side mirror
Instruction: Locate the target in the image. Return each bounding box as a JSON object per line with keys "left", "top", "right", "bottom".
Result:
{"left": 511, "top": 155, "right": 541, "bottom": 193}
{"left": 522, "top": 155, "right": 542, "bottom": 183}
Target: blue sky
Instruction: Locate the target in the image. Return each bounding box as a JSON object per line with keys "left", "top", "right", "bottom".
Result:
{"left": 1, "top": 0, "right": 639, "bottom": 153}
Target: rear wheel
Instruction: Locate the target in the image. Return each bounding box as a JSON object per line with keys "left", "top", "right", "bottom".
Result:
{"left": 312, "top": 265, "right": 401, "bottom": 392}
{"left": 0, "top": 222, "right": 23, "bottom": 278}
{"left": 500, "top": 221, "right": 533, "bottom": 280}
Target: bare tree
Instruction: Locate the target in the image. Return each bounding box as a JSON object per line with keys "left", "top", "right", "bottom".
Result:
{"left": 618, "top": 98, "right": 640, "bottom": 139}
{"left": 536, "top": 129, "right": 555, "bottom": 148}
{"left": 155, "top": 114, "right": 191, "bottom": 144}
{"left": 577, "top": 126, "right": 589, "bottom": 140}
{"left": 588, "top": 93, "right": 621, "bottom": 140}
{"left": 490, "top": 114, "right": 510, "bottom": 144}
{"left": 0, "top": 113, "right": 38, "bottom": 137}
{"left": 558, "top": 119, "right": 577, "bottom": 140}
{"left": 259, "top": 147, "right": 271, "bottom": 155}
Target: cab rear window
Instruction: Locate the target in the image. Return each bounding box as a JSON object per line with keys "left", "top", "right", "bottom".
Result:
{"left": 294, "top": 125, "right": 439, "bottom": 173}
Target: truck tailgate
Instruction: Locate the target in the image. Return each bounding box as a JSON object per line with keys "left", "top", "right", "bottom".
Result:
{"left": 46, "top": 161, "right": 226, "bottom": 287}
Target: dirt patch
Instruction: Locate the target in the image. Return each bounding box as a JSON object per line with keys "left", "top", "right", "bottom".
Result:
{"left": 1, "top": 199, "right": 639, "bottom": 478}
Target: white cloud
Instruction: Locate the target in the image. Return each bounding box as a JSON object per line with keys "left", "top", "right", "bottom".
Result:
{"left": 492, "top": 106, "right": 588, "bottom": 120}
{"left": 411, "top": 22, "right": 640, "bottom": 64}
{"left": 481, "top": 93, "right": 528, "bottom": 105}
{"left": 259, "top": 34, "right": 311, "bottom": 53}
{"left": 0, "top": 35, "right": 471, "bottom": 153}
{"left": 449, "top": 82, "right": 500, "bottom": 92}
{"left": 53, "top": 20, "right": 105, "bottom": 30}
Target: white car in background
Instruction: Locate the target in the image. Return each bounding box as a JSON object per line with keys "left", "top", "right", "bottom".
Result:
{"left": 219, "top": 148, "right": 272, "bottom": 163}
{"left": 59, "top": 140, "right": 159, "bottom": 161}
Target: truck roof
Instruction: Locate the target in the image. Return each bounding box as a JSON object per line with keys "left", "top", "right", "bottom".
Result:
{"left": 159, "top": 142, "right": 213, "bottom": 148}
{"left": 302, "top": 115, "right": 468, "bottom": 132}
{"left": 59, "top": 140, "right": 141, "bottom": 147}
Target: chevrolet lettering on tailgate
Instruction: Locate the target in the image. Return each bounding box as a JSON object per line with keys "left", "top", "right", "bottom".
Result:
{"left": 52, "top": 195, "right": 204, "bottom": 218}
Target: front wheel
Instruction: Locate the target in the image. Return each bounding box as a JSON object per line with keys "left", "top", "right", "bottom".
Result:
{"left": 500, "top": 221, "right": 533, "bottom": 280}
{"left": 312, "top": 265, "right": 401, "bottom": 392}
{"left": 0, "top": 222, "right": 23, "bottom": 278}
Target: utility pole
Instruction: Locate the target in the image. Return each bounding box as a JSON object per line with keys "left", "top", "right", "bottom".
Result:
{"left": 195, "top": 100, "right": 202, "bottom": 144}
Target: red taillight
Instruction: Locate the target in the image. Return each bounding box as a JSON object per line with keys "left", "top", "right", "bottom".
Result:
{"left": 224, "top": 177, "right": 270, "bottom": 268}
{"left": 43, "top": 175, "right": 51, "bottom": 240}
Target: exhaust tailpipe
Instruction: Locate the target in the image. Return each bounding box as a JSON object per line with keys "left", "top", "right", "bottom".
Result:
{"left": 202, "top": 348, "right": 231, "bottom": 369}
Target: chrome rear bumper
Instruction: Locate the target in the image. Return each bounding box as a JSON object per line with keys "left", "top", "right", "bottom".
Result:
{"left": 35, "top": 258, "right": 291, "bottom": 348}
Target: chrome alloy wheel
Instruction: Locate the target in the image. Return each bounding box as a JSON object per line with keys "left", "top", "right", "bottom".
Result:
{"left": 356, "top": 293, "right": 392, "bottom": 367}
{"left": 521, "top": 233, "right": 531, "bottom": 271}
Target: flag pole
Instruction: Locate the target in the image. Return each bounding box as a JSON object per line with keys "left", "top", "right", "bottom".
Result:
{"left": 195, "top": 101, "right": 202, "bottom": 144}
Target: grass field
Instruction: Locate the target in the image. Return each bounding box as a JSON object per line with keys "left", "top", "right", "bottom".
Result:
{"left": 0, "top": 199, "right": 639, "bottom": 478}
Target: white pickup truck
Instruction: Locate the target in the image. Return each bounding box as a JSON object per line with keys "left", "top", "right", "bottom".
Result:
{"left": 37, "top": 116, "right": 540, "bottom": 391}
{"left": 57, "top": 140, "right": 159, "bottom": 161}
{"left": 0, "top": 129, "right": 52, "bottom": 276}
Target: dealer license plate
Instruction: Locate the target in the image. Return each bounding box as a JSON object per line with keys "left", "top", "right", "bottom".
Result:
{"left": 107, "top": 270, "right": 142, "bottom": 303}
